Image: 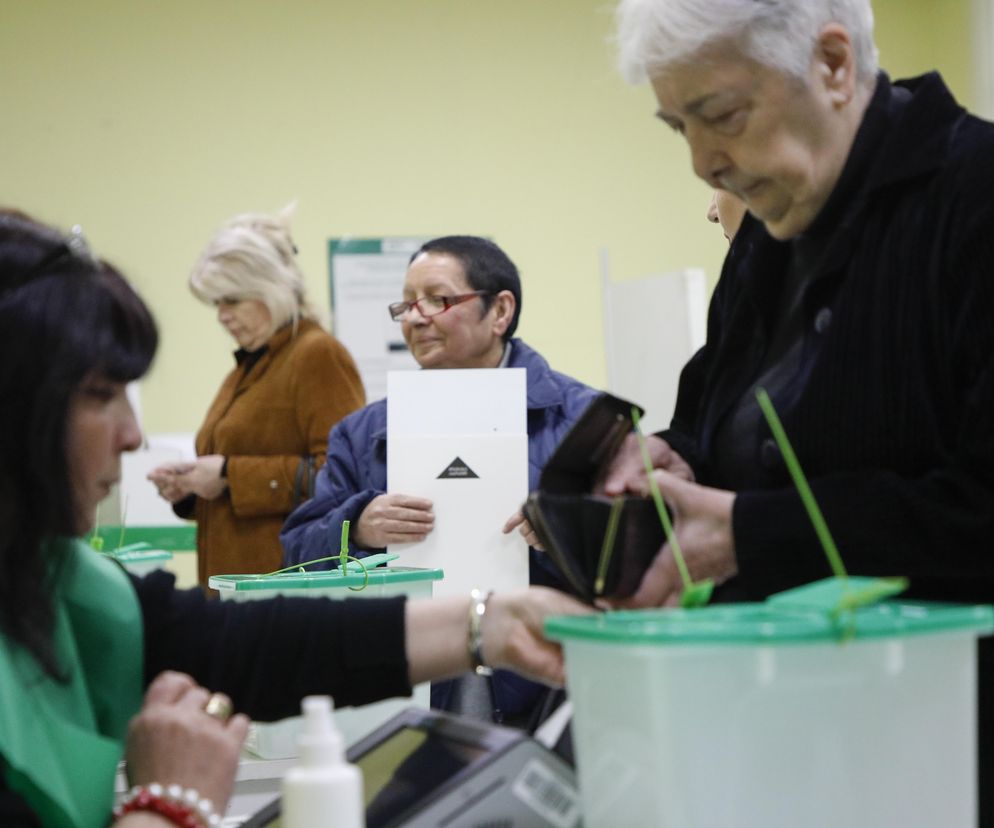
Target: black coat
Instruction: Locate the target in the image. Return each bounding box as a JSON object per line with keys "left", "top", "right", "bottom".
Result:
{"left": 663, "top": 71, "right": 994, "bottom": 824}
{"left": 666, "top": 72, "right": 994, "bottom": 604}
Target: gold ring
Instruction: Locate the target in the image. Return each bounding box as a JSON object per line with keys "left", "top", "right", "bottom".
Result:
{"left": 203, "top": 692, "right": 233, "bottom": 722}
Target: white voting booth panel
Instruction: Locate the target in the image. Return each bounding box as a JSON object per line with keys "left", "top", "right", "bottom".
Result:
{"left": 601, "top": 255, "right": 707, "bottom": 434}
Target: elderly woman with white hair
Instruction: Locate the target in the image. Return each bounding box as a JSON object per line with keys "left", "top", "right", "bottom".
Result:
{"left": 604, "top": 0, "right": 994, "bottom": 818}
{"left": 149, "top": 207, "right": 365, "bottom": 586}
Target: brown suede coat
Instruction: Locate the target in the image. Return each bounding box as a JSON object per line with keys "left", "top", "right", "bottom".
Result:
{"left": 189, "top": 318, "right": 364, "bottom": 586}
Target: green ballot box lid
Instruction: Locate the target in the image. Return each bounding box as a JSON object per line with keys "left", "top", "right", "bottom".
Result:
{"left": 209, "top": 566, "right": 444, "bottom": 593}
{"left": 546, "top": 599, "right": 994, "bottom": 646}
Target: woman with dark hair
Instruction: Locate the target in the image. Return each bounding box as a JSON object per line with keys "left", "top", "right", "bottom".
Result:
{"left": 0, "top": 213, "right": 158, "bottom": 682}
{"left": 0, "top": 210, "right": 587, "bottom": 828}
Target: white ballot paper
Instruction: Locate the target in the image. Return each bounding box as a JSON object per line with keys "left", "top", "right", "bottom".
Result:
{"left": 387, "top": 368, "right": 529, "bottom": 599}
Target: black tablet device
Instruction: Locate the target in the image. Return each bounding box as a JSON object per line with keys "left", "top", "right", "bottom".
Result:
{"left": 242, "top": 707, "right": 580, "bottom": 828}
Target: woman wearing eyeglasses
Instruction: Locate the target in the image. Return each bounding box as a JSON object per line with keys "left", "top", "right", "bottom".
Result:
{"left": 281, "top": 235, "right": 597, "bottom": 726}
{"left": 148, "top": 206, "right": 366, "bottom": 588}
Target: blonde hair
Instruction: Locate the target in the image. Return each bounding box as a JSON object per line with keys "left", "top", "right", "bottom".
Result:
{"left": 189, "top": 203, "right": 314, "bottom": 336}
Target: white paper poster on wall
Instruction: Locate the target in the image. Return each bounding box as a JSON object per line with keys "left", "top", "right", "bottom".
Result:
{"left": 386, "top": 368, "right": 529, "bottom": 599}
{"left": 329, "top": 237, "right": 425, "bottom": 401}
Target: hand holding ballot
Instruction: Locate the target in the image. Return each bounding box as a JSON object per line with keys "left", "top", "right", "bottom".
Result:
{"left": 356, "top": 495, "right": 539, "bottom": 554}
{"left": 501, "top": 508, "right": 543, "bottom": 551}
{"left": 353, "top": 492, "right": 435, "bottom": 548}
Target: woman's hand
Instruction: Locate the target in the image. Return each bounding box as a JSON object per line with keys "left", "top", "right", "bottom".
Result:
{"left": 124, "top": 672, "right": 249, "bottom": 816}
{"left": 615, "top": 470, "right": 738, "bottom": 608}
{"left": 481, "top": 588, "right": 593, "bottom": 685}
{"left": 147, "top": 456, "right": 227, "bottom": 502}
{"left": 405, "top": 587, "right": 592, "bottom": 687}
{"left": 354, "top": 493, "right": 434, "bottom": 548}
{"left": 177, "top": 455, "right": 227, "bottom": 500}
{"left": 501, "top": 509, "right": 543, "bottom": 550}
{"left": 599, "top": 433, "right": 695, "bottom": 496}
{"left": 147, "top": 463, "right": 194, "bottom": 504}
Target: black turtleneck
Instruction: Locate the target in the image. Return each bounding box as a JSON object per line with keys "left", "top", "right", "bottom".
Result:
{"left": 234, "top": 344, "right": 267, "bottom": 375}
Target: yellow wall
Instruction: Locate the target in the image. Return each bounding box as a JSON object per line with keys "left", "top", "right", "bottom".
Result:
{"left": 0, "top": 1, "right": 977, "bottom": 433}
{"left": 875, "top": 0, "right": 974, "bottom": 106}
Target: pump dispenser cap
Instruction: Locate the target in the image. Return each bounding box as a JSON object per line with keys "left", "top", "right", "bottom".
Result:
{"left": 298, "top": 695, "right": 345, "bottom": 766}
{"left": 283, "top": 695, "right": 365, "bottom": 828}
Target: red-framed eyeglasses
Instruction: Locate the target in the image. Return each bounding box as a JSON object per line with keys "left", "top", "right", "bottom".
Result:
{"left": 388, "top": 290, "right": 491, "bottom": 321}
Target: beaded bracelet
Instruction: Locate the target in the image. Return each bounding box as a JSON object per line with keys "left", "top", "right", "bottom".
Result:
{"left": 468, "top": 588, "right": 494, "bottom": 677}
{"left": 113, "top": 783, "right": 221, "bottom": 827}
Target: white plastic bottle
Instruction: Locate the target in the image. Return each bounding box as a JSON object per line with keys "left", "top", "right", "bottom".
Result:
{"left": 281, "top": 695, "right": 365, "bottom": 828}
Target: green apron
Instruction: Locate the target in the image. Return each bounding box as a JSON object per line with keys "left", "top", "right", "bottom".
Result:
{"left": 0, "top": 539, "right": 144, "bottom": 827}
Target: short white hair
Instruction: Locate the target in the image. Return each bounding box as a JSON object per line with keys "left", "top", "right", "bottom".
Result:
{"left": 615, "top": 0, "right": 877, "bottom": 86}
{"left": 189, "top": 203, "right": 312, "bottom": 335}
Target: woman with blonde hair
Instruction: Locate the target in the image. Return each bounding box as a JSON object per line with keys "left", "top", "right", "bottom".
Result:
{"left": 150, "top": 206, "right": 365, "bottom": 586}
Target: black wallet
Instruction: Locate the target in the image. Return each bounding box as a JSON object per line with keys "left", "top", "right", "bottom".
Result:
{"left": 523, "top": 392, "right": 665, "bottom": 603}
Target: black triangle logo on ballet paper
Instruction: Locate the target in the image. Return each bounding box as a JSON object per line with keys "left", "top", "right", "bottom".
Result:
{"left": 437, "top": 457, "right": 479, "bottom": 479}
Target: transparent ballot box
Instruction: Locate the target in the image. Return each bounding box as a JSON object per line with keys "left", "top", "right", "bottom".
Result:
{"left": 209, "top": 566, "right": 443, "bottom": 758}
{"left": 546, "top": 598, "right": 994, "bottom": 828}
